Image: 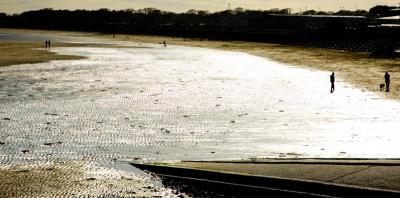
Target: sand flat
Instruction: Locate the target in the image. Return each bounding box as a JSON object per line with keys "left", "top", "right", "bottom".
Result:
{"left": 1, "top": 31, "right": 400, "bottom": 196}
{"left": 2, "top": 44, "right": 400, "bottom": 162}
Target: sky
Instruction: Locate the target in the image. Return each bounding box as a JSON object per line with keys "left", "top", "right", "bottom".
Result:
{"left": 1, "top": 0, "right": 400, "bottom": 14}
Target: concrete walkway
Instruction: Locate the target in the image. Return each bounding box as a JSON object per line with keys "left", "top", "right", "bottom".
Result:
{"left": 171, "top": 159, "right": 400, "bottom": 192}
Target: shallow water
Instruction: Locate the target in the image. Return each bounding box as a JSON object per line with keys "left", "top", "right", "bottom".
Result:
{"left": 1, "top": 33, "right": 400, "bottom": 196}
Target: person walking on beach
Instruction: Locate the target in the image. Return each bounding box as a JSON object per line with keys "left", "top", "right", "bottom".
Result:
{"left": 45, "top": 40, "right": 48, "bottom": 50}
{"left": 330, "top": 72, "right": 335, "bottom": 93}
{"left": 385, "top": 72, "right": 391, "bottom": 92}
{"left": 48, "top": 40, "right": 51, "bottom": 50}
{"left": 163, "top": 41, "right": 167, "bottom": 47}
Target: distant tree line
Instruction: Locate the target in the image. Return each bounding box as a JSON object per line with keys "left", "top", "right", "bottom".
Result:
{"left": 0, "top": 5, "right": 398, "bottom": 31}
{"left": 0, "top": 5, "right": 399, "bottom": 52}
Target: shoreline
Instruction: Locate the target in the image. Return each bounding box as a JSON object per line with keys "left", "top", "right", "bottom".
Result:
{"left": 95, "top": 32, "right": 400, "bottom": 100}
{"left": 2, "top": 28, "right": 400, "bottom": 99}
{"left": 2, "top": 28, "right": 400, "bottom": 196}
{"left": 0, "top": 41, "right": 86, "bottom": 67}
{"left": 0, "top": 40, "right": 143, "bottom": 67}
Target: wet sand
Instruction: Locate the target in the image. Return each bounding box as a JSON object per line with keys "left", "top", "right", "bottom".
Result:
{"left": 0, "top": 40, "right": 147, "bottom": 67}
{"left": 1, "top": 45, "right": 400, "bottom": 160}
{"left": 0, "top": 42, "right": 86, "bottom": 67}
{"left": 95, "top": 33, "right": 400, "bottom": 100}
{"left": 0, "top": 162, "right": 177, "bottom": 197}
{"left": 3, "top": 28, "right": 400, "bottom": 100}
{"left": 2, "top": 29, "right": 400, "bottom": 196}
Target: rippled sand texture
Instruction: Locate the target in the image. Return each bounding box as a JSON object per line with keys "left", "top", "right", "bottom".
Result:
{"left": 2, "top": 45, "right": 400, "bottom": 161}
{"left": 1, "top": 44, "right": 400, "bottom": 195}
{"left": 0, "top": 162, "right": 177, "bottom": 197}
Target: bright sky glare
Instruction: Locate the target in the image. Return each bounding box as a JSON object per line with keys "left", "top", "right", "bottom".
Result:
{"left": 1, "top": 0, "right": 399, "bottom": 14}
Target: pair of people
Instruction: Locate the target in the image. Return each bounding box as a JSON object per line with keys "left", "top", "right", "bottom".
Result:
{"left": 329, "top": 72, "right": 391, "bottom": 93}
{"left": 45, "top": 40, "right": 51, "bottom": 50}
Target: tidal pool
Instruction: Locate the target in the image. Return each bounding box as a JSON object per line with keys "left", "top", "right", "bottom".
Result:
{"left": 1, "top": 37, "right": 400, "bottom": 196}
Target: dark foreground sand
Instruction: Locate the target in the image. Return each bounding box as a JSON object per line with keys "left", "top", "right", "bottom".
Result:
{"left": 0, "top": 162, "right": 174, "bottom": 197}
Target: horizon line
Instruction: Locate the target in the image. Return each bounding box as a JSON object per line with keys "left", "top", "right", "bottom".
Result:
{"left": 3, "top": 5, "right": 396, "bottom": 15}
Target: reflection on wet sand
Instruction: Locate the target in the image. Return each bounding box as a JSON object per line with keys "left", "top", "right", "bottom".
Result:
{"left": 1, "top": 38, "right": 400, "bottom": 195}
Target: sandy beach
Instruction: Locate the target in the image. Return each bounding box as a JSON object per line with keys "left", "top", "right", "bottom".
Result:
{"left": 0, "top": 162, "right": 174, "bottom": 197}
{"left": 96, "top": 33, "right": 400, "bottom": 100}
{"left": 2, "top": 28, "right": 400, "bottom": 100}
{"left": 0, "top": 41, "right": 87, "bottom": 67}
{"left": 2, "top": 28, "right": 400, "bottom": 196}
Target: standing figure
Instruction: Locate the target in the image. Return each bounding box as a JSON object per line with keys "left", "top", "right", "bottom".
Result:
{"left": 385, "top": 72, "right": 391, "bottom": 92}
{"left": 48, "top": 40, "right": 51, "bottom": 50}
{"left": 45, "top": 40, "right": 48, "bottom": 50}
{"left": 163, "top": 41, "right": 167, "bottom": 47}
{"left": 330, "top": 72, "right": 335, "bottom": 93}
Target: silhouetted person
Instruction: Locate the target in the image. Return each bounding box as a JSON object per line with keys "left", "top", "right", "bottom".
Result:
{"left": 48, "top": 40, "right": 51, "bottom": 50}
{"left": 163, "top": 41, "right": 167, "bottom": 47}
{"left": 385, "top": 72, "right": 390, "bottom": 92}
{"left": 330, "top": 72, "right": 335, "bottom": 93}
{"left": 45, "top": 40, "right": 48, "bottom": 49}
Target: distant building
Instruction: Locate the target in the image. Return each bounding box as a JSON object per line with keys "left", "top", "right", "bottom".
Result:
{"left": 377, "top": 15, "right": 400, "bottom": 26}
{"left": 248, "top": 14, "right": 367, "bottom": 30}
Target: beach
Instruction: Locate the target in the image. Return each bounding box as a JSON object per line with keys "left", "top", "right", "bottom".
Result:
{"left": 1, "top": 28, "right": 400, "bottom": 196}
{"left": 96, "top": 32, "right": 400, "bottom": 100}
{"left": 2, "top": 28, "right": 400, "bottom": 100}
{"left": 0, "top": 41, "right": 87, "bottom": 67}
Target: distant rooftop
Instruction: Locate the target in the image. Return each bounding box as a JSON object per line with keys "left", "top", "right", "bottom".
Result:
{"left": 270, "top": 14, "right": 367, "bottom": 18}
{"left": 378, "top": 16, "right": 400, "bottom": 20}
{"left": 380, "top": 24, "right": 400, "bottom": 27}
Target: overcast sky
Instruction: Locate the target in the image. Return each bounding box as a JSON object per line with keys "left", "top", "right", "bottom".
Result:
{"left": 1, "top": 0, "right": 399, "bottom": 14}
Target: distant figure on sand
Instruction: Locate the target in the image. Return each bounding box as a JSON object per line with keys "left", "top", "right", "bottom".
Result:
{"left": 48, "top": 40, "right": 51, "bottom": 50}
{"left": 385, "top": 72, "right": 391, "bottom": 92}
{"left": 45, "top": 40, "right": 48, "bottom": 50}
{"left": 163, "top": 41, "right": 167, "bottom": 47}
{"left": 330, "top": 72, "right": 335, "bottom": 93}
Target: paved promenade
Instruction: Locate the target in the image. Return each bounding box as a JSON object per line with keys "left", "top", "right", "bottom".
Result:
{"left": 173, "top": 159, "right": 400, "bottom": 191}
